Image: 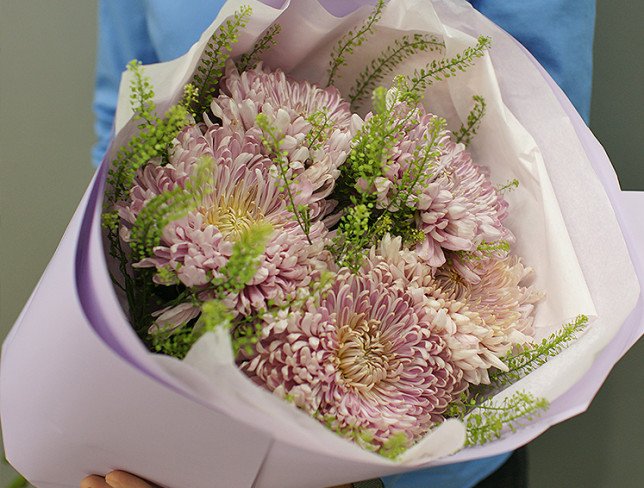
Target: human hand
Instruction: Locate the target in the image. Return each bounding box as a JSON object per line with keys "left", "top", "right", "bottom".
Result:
{"left": 81, "top": 471, "right": 158, "bottom": 488}
{"left": 81, "top": 471, "right": 353, "bottom": 488}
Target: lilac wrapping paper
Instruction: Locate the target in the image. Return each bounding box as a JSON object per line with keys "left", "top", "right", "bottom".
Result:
{"left": 1, "top": 0, "right": 643, "bottom": 487}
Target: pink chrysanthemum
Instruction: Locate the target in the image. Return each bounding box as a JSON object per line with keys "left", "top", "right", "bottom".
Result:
{"left": 120, "top": 124, "right": 330, "bottom": 330}
{"left": 431, "top": 254, "right": 544, "bottom": 383}
{"left": 365, "top": 104, "right": 512, "bottom": 267}
{"left": 211, "top": 60, "right": 362, "bottom": 221}
{"left": 362, "top": 236, "right": 494, "bottom": 384}
{"left": 242, "top": 265, "right": 465, "bottom": 450}
{"left": 362, "top": 236, "right": 541, "bottom": 385}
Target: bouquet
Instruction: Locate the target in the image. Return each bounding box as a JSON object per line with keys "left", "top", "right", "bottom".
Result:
{"left": 2, "top": 1, "right": 643, "bottom": 487}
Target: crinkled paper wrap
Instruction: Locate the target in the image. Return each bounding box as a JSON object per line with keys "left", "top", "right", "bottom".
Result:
{"left": 1, "top": 1, "right": 642, "bottom": 487}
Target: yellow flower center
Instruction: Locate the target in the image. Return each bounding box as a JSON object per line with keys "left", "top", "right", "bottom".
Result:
{"left": 435, "top": 266, "right": 470, "bottom": 301}
{"left": 336, "top": 313, "right": 396, "bottom": 393}
{"left": 202, "top": 184, "right": 265, "bottom": 240}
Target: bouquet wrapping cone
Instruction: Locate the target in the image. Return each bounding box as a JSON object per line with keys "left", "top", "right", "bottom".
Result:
{"left": 2, "top": 1, "right": 643, "bottom": 487}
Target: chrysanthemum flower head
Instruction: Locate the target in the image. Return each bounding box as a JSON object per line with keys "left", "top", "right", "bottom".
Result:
{"left": 120, "top": 124, "right": 330, "bottom": 330}
{"left": 242, "top": 263, "right": 465, "bottom": 451}
{"left": 211, "top": 60, "right": 362, "bottom": 221}
{"left": 362, "top": 236, "right": 541, "bottom": 385}
{"left": 361, "top": 102, "right": 512, "bottom": 268}
{"left": 431, "top": 254, "right": 544, "bottom": 383}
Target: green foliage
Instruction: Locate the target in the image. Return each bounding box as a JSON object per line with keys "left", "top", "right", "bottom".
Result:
{"left": 332, "top": 90, "right": 447, "bottom": 268}
{"left": 336, "top": 215, "right": 393, "bottom": 271}
{"left": 200, "top": 300, "right": 234, "bottom": 331}
{"left": 345, "top": 90, "right": 444, "bottom": 206}
{"left": 152, "top": 221, "right": 315, "bottom": 360}
{"left": 349, "top": 33, "right": 444, "bottom": 109}
{"left": 231, "top": 270, "right": 334, "bottom": 357}
{"left": 205, "top": 221, "right": 274, "bottom": 355}
{"left": 456, "top": 240, "right": 511, "bottom": 263}
{"left": 152, "top": 325, "right": 200, "bottom": 360}
{"left": 454, "top": 95, "right": 487, "bottom": 146}
{"left": 327, "top": 0, "right": 385, "bottom": 86}
{"left": 477, "top": 240, "right": 511, "bottom": 254}
{"left": 237, "top": 23, "right": 282, "bottom": 72}
{"left": 464, "top": 391, "right": 549, "bottom": 446}
{"left": 105, "top": 61, "right": 193, "bottom": 215}
{"left": 320, "top": 415, "right": 410, "bottom": 459}
{"left": 397, "top": 36, "right": 491, "bottom": 106}
{"left": 102, "top": 210, "right": 120, "bottom": 235}
{"left": 6, "top": 475, "right": 28, "bottom": 488}
{"left": 387, "top": 115, "right": 446, "bottom": 211}
{"left": 305, "top": 109, "right": 332, "bottom": 151}
{"left": 444, "top": 391, "right": 475, "bottom": 419}
{"left": 155, "top": 265, "right": 181, "bottom": 286}
{"left": 256, "top": 113, "right": 312, "bottom": 242}
{"left": 444, "top": 316, "right": 587, "bottom": 445}
{"left": 331, "top": 201, "right": 377, "bottom": 270}
{"left": 101, "top": 61, "right": 197, "bottom": 337}
{"left": 329, "top": 37, "right": 491, "bottom": 267}
{"left": 128, "top": 59, "right": 156, "bottom": 124}
{"left": 181, "top": 83, "right": 200, "bottom": 118}
{"left": 230, "top": 320, "right": 263, "bottom": 356}
{"left": 276, "top": 269, "right": 335, "bottom": 313}
{"left": 320, "top": 414, "right": 378, "bottom": 453}
{"left": 379, "top": 432, "right": 410, "bottom": 460}
{"left": 488, "top": 315, "right": 589, "bottom": 387}
{"left": 191, "top": 6, "right": 252, "bottom": 117}
{"left": 343, "top": 87, "right": 394, "bottom": 186}
{"left": 151, "top": 300, "right": 233, "bottom": 360}
{"left": 129, "top": 157, "right": 214, "bottom": 261}
{"left": 211, "top": 221, "right": 274, "bottom": 295}
{"left": 147, "top": 218, "right": 271, "bottom": 358}
{"left": 497, "top": 178, "right": 520, "bottom": 193}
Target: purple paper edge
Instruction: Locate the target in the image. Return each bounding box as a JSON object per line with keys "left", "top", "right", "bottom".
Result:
{"left": 74, "top": 157, "right": 186, "bottom": 394}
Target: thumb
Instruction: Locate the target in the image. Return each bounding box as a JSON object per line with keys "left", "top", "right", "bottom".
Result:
{"left": 105, "top": 471, "right": 160, "bottom": 488}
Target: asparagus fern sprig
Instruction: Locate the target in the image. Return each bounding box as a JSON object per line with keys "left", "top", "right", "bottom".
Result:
{"left": 463, "top": 391, "right": 549, "bottom": 446}
{"left": 256, "top": 113, "right": 312, "bottom": 243}
{"left": 497, "top": 178, "right": 520, "bottom": 193}
{"left": 305, "top": 109, "right": 332, "bottom": 151}
{"left": 102, "top": 61, "right": 195, "bottom": 336}
{"left": 379, "top": 432, "right": 411, "bottom": 460}
{"left": 237, "top": 22, "right": 282, "bottom": 72}
{"left": 129, "top": 157, "right": 214, "bottom": 261}
{"left": 349, "top": 33, "right": 444, "bottom": 109}
{"left": 104, "top": 61, "right": 192, "bottom": 214}
{"left": 210, "top": 222, "right": 274, "bottom": 296}
{"left": 331, "top": 88, "right": 447, "bottom": 269}
{"left": 327, "top": 0, "right": 385, "bottom": 86}
{"left": 488, "top": 315, "right": 590, "bottom": 387}
{"left": 398, "top": 36, "right": 491, "bottom": 106}
{"left": 151, "top": 222, "right": 273, "bottom": 358}
{"left": 191, "top": 6, "right": 252, "bottom": 117}
{"left": 454, "top": 95, "right": 487, "bottom": 146}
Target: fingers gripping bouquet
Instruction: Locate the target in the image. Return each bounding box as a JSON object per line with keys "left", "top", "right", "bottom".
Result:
{"left": 2, "top": 0, "right": 642, "bottom": 487}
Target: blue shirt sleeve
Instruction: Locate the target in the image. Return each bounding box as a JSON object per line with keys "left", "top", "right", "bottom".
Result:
{"left": 93, "top": 0, "right": 159, "bottom": 166}
{"left": 92, "top": 0, "right": 226, "bottom": 166}
{"left": 382, "top": 453, "right": 511, "bottom": 488}
{"left": 469, "top": 0, "right": 596, "bottom": 123}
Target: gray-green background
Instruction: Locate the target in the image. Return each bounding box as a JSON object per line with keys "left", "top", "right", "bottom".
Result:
{"left": 1, "top": 1, "right": 642, "bottom": 486}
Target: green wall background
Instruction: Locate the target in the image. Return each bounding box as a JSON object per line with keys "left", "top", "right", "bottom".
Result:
{"left": 0, "top": 1, "right": 642, "bottom": 486}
